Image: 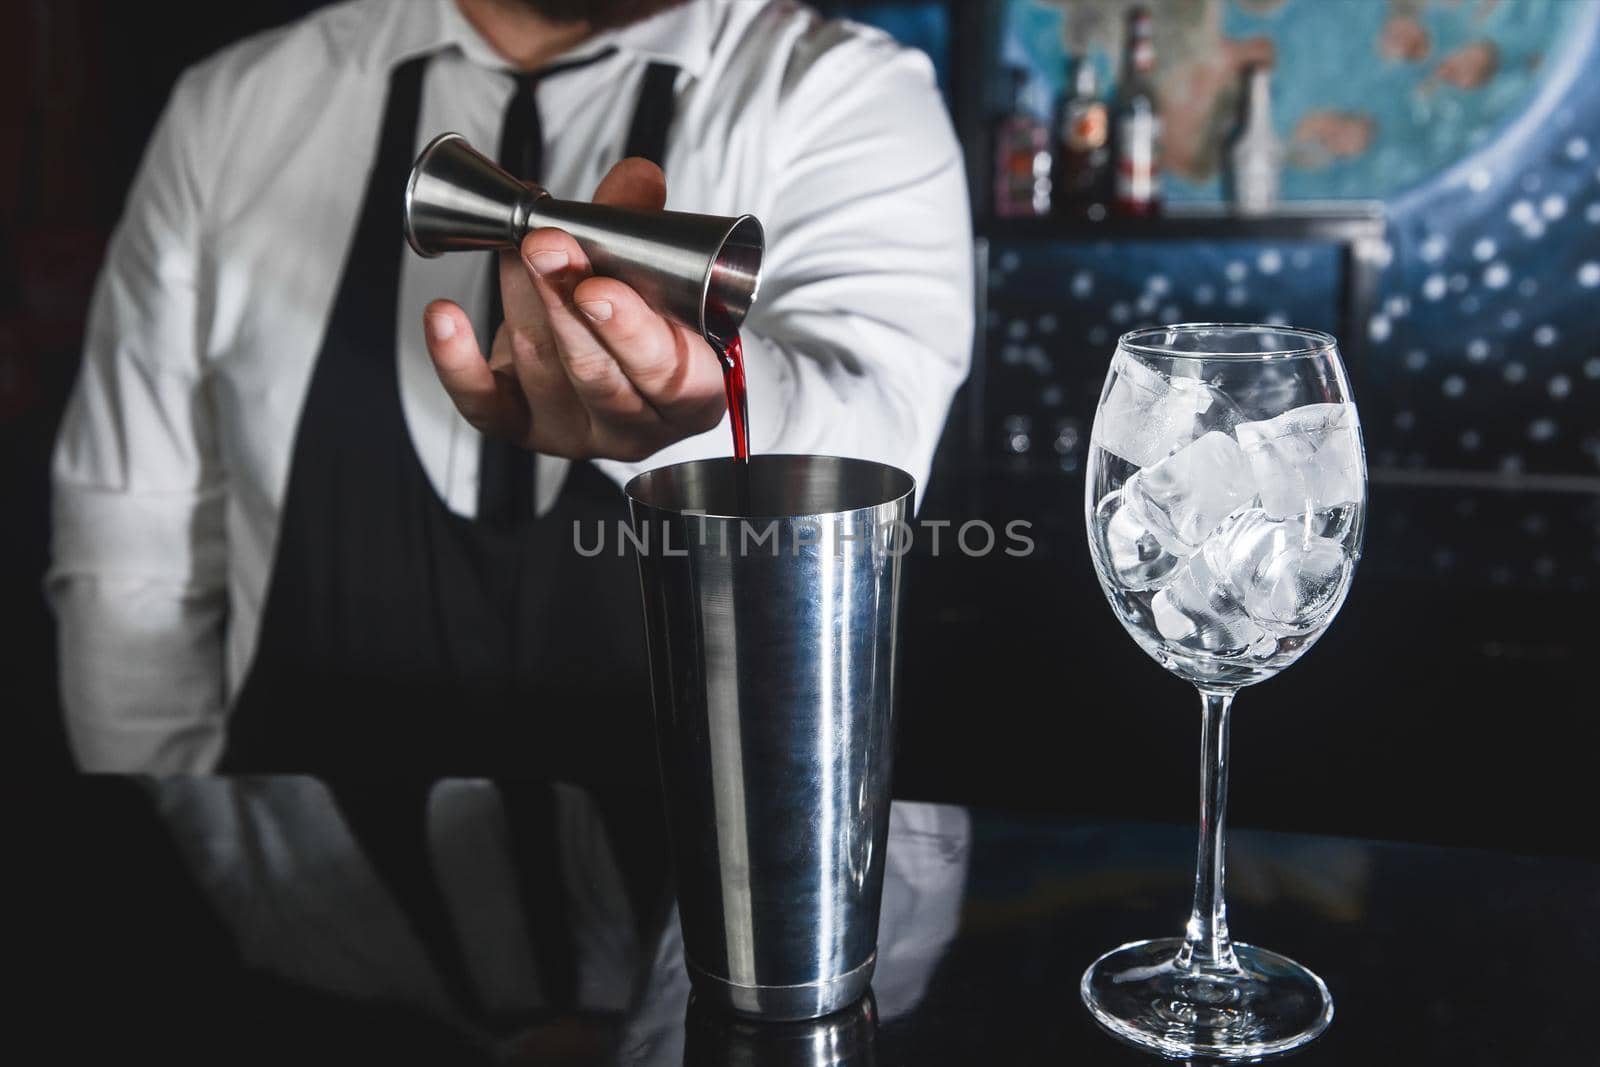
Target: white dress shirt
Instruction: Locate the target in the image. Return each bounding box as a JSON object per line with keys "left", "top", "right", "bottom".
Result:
{"left": 49, "top": 0, "right": 973, "bottom": 772}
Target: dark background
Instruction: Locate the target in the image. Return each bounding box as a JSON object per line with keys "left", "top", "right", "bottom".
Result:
{"left": 4, "top": 1, "right": 1595, "bottom": 858}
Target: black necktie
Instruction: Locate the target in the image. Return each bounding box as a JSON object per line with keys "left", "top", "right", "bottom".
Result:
{"left": 476, "top": 50, "right": 632, "bottom": 526}
{"left": 476, "top": 72, "right": 543, "bottom": 527}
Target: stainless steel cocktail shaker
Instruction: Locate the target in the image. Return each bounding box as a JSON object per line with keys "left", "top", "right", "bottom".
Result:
{"left": 626, "top": 455, "right": 914, "bottom": 1020}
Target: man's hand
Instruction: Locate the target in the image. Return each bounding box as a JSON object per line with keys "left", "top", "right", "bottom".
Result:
{"left": 421, "top": 158, "right": 727, "bottom": 462}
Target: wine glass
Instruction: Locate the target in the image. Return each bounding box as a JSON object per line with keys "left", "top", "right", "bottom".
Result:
{"left": 1080, "top": 323, "right": 1366, "bottom": 1059}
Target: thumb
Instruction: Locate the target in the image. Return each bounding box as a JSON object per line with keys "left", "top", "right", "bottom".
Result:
{"left": 422, "top": 300, "right": 528, "bottom": 439}
{"left": 593, "top": 156, "right": 667, "bottom": 211}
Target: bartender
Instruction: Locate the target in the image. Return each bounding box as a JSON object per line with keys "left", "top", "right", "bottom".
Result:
{"left": 48, "top": 0, "right": 972, "bottom": 774}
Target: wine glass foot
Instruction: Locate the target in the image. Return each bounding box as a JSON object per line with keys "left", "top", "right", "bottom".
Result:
{"left": 1080, "top": 938, "right": 1332, "bottom": 1060}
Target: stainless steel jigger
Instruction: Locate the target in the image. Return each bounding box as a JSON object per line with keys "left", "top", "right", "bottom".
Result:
{"left": 403, "top": 132, "right": 763, "bottom": 349}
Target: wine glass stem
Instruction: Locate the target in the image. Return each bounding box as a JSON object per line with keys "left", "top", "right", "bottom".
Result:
{"left": 1177, "top": 688, "right": 1240, "bottom": 975}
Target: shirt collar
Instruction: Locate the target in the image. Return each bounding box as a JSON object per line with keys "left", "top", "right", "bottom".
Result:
{"left": 590, "top": 1, "right": 714, "bottom": 77}
{"left": 375, "top": 0, "right": 715, "bottom": 78}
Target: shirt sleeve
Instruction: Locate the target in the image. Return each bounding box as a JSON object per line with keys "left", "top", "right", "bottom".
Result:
{"left": 600, "top": 30, "right": 974, "bottom": 505}
{"left": 741, "top": 35, "right": 973, "bottom": 499}
{"left": 47, "top": 69, "right": 230, "bottom": 773}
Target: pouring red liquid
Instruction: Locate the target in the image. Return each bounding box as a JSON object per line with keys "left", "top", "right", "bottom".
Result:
{"left": 716, "top": 333, "right": 752, "bottom": 512}
{"left": 718, "top": 333, "right": 750, "bottom": 462}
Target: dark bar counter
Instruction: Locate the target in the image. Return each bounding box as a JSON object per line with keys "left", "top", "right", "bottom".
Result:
{"left": 19, "top": 777, "right": 1597, "bottom": 1064}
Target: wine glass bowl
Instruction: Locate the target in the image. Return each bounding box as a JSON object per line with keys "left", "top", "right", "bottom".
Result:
{"left": 1087, "top": 324, "right": 1365, "bottom": 690}
{"left": 1080, "top": 323, "right": 1366, "bottom": 1059}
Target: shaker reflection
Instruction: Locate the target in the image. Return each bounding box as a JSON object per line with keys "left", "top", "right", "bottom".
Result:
{"left": 683, "top": 994, "right": 877, "bottom": 1067}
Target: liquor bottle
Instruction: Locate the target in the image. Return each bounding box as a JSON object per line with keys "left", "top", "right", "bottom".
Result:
{"left": 993, "top": 67, "right": 1052, "bottom": 218}
{"left": 1223, "top": 64, "right": 1281, "bottom": 214}
{"left": 1112, "top": 6, "right": 1161, "bottom": 217}
{"left": 1052, "top": 54, "right": 1111, "bottom": 219}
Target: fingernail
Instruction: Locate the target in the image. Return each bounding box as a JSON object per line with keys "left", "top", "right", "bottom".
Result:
{"left": 426, "top": 313, "right": 455, "bottom": 341}
{"left": 527, "top": 250, "right": 569, "bottom": 276}
{"left": 578, "top": 300, "right": 613, "bottom": 323}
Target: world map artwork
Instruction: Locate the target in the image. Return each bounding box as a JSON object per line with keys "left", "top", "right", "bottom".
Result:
{"left": 1006, "top": 0, "right": 1587, "bottom": 202}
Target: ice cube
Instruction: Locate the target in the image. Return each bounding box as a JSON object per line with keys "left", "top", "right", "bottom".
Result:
{"left": 1223, "top": 361, "right": 1308, "bottom": 424}
{"left": 1247, "top": 632, "right": 1282, "bottom": 659}
{"left": 1123, "top": 431, "right": 1257, "bottom": 554}
{"left": 1151, "top": 551, "right": 1267, "bottom": 656}
{"left": 1235, "top": 403, "right": 1364, "bottom": 520}
{"left": 1093, "top": 488, "right": 1182, "bottom": 591}
{"left": 1091, "top": 353, "right": 1219, "bottom": 467}
{"left": 1253, "top": 537, "right": 1348, "bottom": 632}
{"left": 1202, "top": 386, "right": 1249, "bottom": 438}
{"left": 1204, "top": 508, "right": 1351, "bottom": 634}
{"left": 1304, "top": 504, "right": 1357, "bottom": 542}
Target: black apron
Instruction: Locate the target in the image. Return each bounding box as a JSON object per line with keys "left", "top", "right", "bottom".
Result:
{"left": 220, "top": 56, "right": 679, "bottom": 781}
